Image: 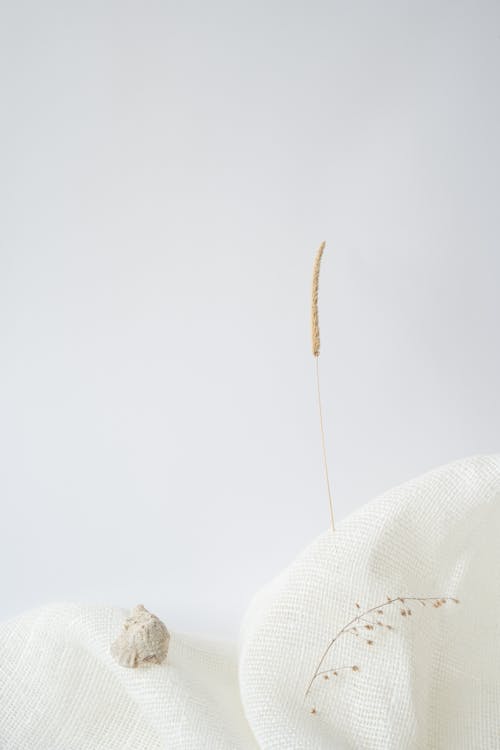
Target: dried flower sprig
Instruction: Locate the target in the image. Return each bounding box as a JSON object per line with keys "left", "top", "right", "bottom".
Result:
{"left": 306, "top": 594, "right": 460, "bottom": 703}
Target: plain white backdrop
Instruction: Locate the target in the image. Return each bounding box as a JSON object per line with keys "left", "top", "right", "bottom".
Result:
{"left": 1, "top": 0, "right": 499, "bottom": 638}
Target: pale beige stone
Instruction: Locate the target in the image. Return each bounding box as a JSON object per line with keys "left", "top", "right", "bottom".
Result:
{"left": 111, "top": 604, "right": 170, "bottom": 668}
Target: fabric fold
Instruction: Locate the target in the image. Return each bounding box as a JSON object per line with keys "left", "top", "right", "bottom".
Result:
{"left": 1, "top": 455, "right": 499, "bottom": 749}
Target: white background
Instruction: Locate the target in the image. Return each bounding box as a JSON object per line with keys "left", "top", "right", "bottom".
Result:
{"left": 1, "top": 1, "right": 499, "bottom": 638}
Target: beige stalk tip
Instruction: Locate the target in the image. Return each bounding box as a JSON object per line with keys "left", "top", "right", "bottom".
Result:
{"left": 311, "top": 241, "right": 326, "bottom": 357}
{"left": 111, "top": 604, "right": 170, "bottom": 668}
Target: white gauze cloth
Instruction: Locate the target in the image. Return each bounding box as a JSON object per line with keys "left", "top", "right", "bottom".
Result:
{"left": 1, "top": 454, "right": 499, "bottom": 749}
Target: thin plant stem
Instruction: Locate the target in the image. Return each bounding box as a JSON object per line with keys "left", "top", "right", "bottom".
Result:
{"left": 315, "top": 356, "right": 335, "bottom": 532}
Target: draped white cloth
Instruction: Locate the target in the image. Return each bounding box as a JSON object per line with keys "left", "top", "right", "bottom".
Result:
{"left": 1, "top": 455, "right": 499, "bottom": 749}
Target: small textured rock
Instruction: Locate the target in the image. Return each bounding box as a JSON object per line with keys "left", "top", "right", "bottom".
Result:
{"left": 111, "top": 604, "right": 170, "bottom": 668}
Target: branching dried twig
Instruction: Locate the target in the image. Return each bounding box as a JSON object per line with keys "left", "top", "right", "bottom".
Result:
{"left": 306, "top": 595, "right": 460, "bottom": 700}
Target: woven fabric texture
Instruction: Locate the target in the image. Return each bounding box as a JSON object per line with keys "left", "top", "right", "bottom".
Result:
{"left": 1, "top": 454, "right": 499, "bottom": 749}
{"left": 0, "top": 605, "right": 257, "bottom": 750}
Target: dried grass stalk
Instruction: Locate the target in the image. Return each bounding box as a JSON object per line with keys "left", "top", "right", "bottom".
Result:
{"left": 310, "top": 241, "right": 334, "bottom": 530}
{"left": 311, "top": 241, "right": 326, "bottom": 357}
